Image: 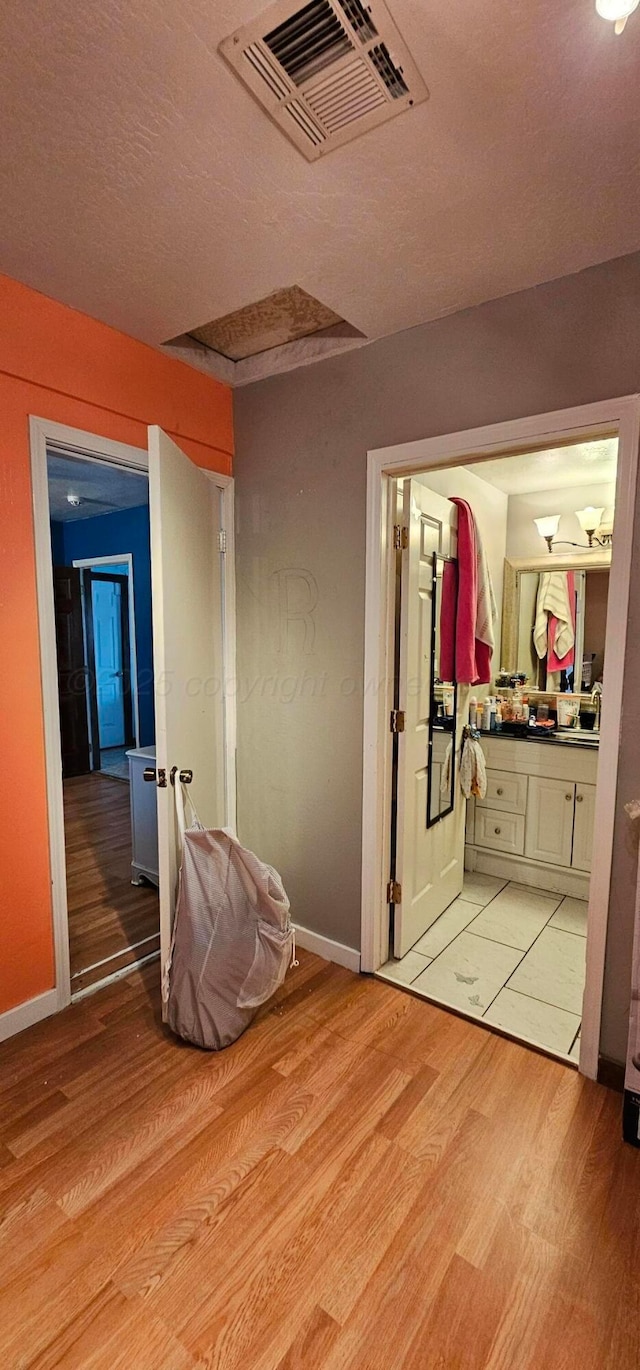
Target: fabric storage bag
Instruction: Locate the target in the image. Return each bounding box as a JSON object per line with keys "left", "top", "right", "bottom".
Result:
{"left": 165, "top": 781, "right": 295, "bottom": 1050}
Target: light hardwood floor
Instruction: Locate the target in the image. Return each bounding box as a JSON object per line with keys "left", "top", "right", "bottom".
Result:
{"left": 64, "top": 772, "right": 159, "bottom": 991}
{"left": 0, "top": 952, "right": 638, "bottom": 1368}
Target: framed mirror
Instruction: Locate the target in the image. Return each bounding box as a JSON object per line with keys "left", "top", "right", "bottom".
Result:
{"left": 427, "top": 552, "right": 458, "bottom": 828}
{"left": 501, "top": 550, "right": 611, "bottom": 692}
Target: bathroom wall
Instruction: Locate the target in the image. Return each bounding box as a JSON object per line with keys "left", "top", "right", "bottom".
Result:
{"left": 234, "top": 248, "right": 640, "bottom": 1067}
{"left": 505, "top": 481, "right": 616, "bottom": 559}
{"left": 51, "top": 505, "right": 155, "bottom": 746}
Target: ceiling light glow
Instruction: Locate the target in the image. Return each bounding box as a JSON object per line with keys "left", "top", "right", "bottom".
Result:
{"left": 595, "top": 0, "right": 639, "bottom": 34}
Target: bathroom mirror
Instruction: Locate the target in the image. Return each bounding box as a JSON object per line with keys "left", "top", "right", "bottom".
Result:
{"left": 501, "top": 550, "right": 611, "bottom": 692}
{"left": 427, "top": 552, "right": 458, "bottom": 828}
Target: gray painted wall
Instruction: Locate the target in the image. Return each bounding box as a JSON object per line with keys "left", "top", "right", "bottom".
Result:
{"left": 234, "top": 250, "right": 640, "bottom": 1066}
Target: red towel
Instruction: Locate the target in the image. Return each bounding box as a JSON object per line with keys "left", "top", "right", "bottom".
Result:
{"left": 440, "top": 498, "right": 492, "bottom": 685}
{"left": 547, "top": 571, "right": 576, "bottom": 672}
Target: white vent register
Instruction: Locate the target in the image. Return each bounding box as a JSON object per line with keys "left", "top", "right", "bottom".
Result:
{"left": 219, "top": 0, "right": 428, "bottom": 160}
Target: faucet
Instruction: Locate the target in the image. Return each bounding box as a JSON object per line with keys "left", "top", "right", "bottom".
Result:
{"left": 591, "top": 682, "right": 602, "bottom": 731}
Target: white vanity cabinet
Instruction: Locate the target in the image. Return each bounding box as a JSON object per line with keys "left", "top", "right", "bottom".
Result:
{"left": 525, "top": 776, "right": 575, "bottom": 868}
{"left": 465, "top": 737, "right": 598, "bottom": 898}
{"left": 127, "top": 745, "right": 159, "bottom": 887}
{"left": 572, "top": 783, "right": 596, "bottom": 873}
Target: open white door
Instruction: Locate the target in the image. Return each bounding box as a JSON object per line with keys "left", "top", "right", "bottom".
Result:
{"left": 148, "top": 427, "right": 228, "bottom": 994}
{"left": 393, "top": 478, "right": 466, "bottom": 957}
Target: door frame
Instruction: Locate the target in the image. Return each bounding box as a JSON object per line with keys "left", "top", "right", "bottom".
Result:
{"left": 360, "top": 395, "right": 640, "bottom": 1081}
{"left": 30, "top": 416, "right": 236, "bottom": 1016}
{"left": 72, "top": 554, "right": 141, "bottom": 761}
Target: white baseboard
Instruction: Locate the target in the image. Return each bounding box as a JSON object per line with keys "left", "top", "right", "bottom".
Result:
{"left": 465, "top": 845, "right": 590, "bottom": 900}
{"left": 293, "top": 924, "right": 361, "bottom": 974}
{"left": 0, "top": 988, "right": 59, "bottom": 1044}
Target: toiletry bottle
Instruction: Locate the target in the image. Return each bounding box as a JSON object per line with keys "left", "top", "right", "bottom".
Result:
{"left": 482, "top": 698, "right": 491, "bottom": 732}
{"left": 490, "top": 700, "right": 497, "bottom": 732}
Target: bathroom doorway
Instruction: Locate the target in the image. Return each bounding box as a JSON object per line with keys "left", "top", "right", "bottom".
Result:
{"left": 361, "top": 398, "right": 640, "bottom": 1077}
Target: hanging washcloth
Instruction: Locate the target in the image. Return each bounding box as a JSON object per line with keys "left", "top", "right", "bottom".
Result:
{"left": 459, "top": 734, "right": 487, "bottom": 800}
{"left": 533, "top": 572, "right": 575, "bottom": 662}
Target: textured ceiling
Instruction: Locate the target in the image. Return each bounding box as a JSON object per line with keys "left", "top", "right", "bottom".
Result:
{"left": 2, "top": 1, "right": 640, "bottom": 383}
{"left": 47, "top": 453, "right": 149, "bottom": 522}
{"left": 469, "top": 439, "right": 619, "bottom": 496}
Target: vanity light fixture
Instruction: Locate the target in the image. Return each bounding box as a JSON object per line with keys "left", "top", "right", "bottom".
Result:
{"left": 595, "top": 0, "right": 639, "bottom": 34}
{"left": 533, "top": 506, "right": 611, "bottom": 552}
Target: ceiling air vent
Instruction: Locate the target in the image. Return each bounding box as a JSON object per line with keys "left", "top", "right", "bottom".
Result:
{"left": 219, "top": 0, "right": 428, "bottom": 161}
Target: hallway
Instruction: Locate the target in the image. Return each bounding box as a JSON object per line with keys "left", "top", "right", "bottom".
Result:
{"left": 0, "top": 953, "right": 637, "bottom": 1368}
{"left": 64, "top": 772, "right": 159, "bottom": 993}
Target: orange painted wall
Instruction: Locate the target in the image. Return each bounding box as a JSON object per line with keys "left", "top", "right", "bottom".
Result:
{"left": 0, "top": 273, "right": 233, "bottom": 1017}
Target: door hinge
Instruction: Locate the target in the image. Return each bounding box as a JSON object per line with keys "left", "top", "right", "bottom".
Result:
{"left": 387, "top": 880, "right": 402, "bottom": 905}
{"left": 390, "top": 709, "right": 405, "bottom": 733}
{"left": 393, "top": 524, "right": 409, "bottom": 551}
{"left": 218, "top": 529, "right": 227, "bottom": 554}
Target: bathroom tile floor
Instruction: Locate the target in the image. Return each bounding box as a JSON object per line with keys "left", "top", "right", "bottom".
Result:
{"left": 377, "top": 873, "right": 586, "bottom": 1063}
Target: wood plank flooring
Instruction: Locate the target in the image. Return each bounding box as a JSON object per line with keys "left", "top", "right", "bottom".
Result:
{"left": 1, "top": 954, "right": 638, "bottom": 1367}
{"left": 64, "top": 773, "right": 159, "bottom": 990}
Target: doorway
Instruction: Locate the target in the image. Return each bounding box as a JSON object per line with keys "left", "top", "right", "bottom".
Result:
{"left": 30, "top": 417, "right": 235, "bottom": 1024}
{"left": 361, "top": 397, "right": 640, "bottom": 1079}
{"left": 48, "top": 446, "right": 158, "bottom": 994}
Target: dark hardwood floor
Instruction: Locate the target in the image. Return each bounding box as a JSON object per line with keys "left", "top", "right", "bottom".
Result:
{"left": 64, "top": 772, "right": 159, "bottom": 991}
{"left": 0, "top": 952, "right": 638, "bottom": 1367}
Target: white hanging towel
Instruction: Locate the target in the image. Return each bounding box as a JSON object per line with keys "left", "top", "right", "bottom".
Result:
{"left": 459, "top": 735, "right": 487, "bottom": 800}
{"left": 533, "top": 572, "right": 575, "bottom": 661}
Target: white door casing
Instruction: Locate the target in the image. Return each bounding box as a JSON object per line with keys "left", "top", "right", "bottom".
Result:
{"left": 148, "top": 427, "right": 227, "bottom": 996}
{"left": 394, "top": 479, "right": 465, "bottom": 957}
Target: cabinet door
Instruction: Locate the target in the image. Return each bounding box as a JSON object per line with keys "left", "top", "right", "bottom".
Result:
{"left": 525, "top": 776, "right": 575, "bottom": 867}
{"left": 572, "top": 782, "right": 596, "bottom": 873}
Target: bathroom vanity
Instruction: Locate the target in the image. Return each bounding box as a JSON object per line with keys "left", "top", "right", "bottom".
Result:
{"left": 465, "top": 734, "right": 598, "bottom": 899}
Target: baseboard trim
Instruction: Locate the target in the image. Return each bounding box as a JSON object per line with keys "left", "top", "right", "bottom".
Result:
{"left": 0, "top": 988, "right": 59, "bottom": 1044}
{"left": 597, "top": 1054, "right": 625, "bottom": 1093}
{"left": 293, "top": 924, "right": 361, "bottom": 974}
{"left": 465, "top": 845, "right": 590, "bottom": 901}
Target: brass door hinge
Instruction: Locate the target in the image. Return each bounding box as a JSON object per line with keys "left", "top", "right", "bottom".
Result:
{"left": 387, "top": 880, "right": 402, "bottom": 905}
{"left": 393, "top": 524, "right": 409, "bottom": 551}
{"left": 390, "top": 709, "right": 405, "bottom": 733}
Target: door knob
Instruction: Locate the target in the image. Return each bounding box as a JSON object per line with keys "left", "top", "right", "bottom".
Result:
{"left": 565, "top": 794, "right": 573, "bottom": 802}
{"left": 496, "top": 787, "right": 504, "bottom": 796}
{"left": 170, "top": 766, "right": 193, "bottom": 786}
{"left": 143, "top": 767, "right": 167, "bottom": 788}
{"left": 576, "top": 794, "right": 584, "bottom": 803}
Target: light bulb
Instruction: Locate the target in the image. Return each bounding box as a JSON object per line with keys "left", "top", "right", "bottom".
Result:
{"left": 534, "top": 514, "right": 561, "bottom": 552}
{"left": 575, "top": 506, "right": 605, "bottom": 546}
{"left": 595, "top": 0, "right": 639, "bottom": 33}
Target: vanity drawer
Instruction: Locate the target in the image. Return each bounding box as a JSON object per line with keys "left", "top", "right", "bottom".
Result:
{"left": 477, "top": 769, "right": 528, "bottom": 815}
{"left": 475, "top": 807, "right": 525, "bottom": 856}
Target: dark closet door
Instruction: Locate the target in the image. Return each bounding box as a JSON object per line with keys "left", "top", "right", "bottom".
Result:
{"left": 53, "top": 565, "right": 91, "bottom": 778}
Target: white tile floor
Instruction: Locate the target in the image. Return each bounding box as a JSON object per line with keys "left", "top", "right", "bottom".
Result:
{"left": 378, "top": 874, "right": 586, "bottom": 1062}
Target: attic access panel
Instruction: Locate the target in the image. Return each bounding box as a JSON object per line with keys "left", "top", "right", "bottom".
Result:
{"left": 219, "top": 0, "right": 428, "bottom": 161}
{"left": 188, "top": 285, "right": 349, "bottom": 361}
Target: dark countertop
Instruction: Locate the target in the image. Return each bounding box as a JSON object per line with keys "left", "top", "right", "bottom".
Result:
{"left": 476, "top": 728, "right": 599, "bottom": 752}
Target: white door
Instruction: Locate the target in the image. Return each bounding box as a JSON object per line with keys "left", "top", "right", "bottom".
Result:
{"left": 394, "top": 479, "right": 465, "bottom": 957}
{"left": 92, "top": 578, "right": 125, "bottom": 748}
{"left": 572, "top": 782, "right": 596, "bottom": 873}
{"left": 148, "top": 427, "right": 227, "bottom": 992}
{"left": 525, "top": 776, "right": 575, "bottom": 867}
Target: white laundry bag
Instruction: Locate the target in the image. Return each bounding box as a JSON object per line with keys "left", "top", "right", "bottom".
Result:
{"left": 165, "top": 782, "right": 296, "bottom": 1050}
